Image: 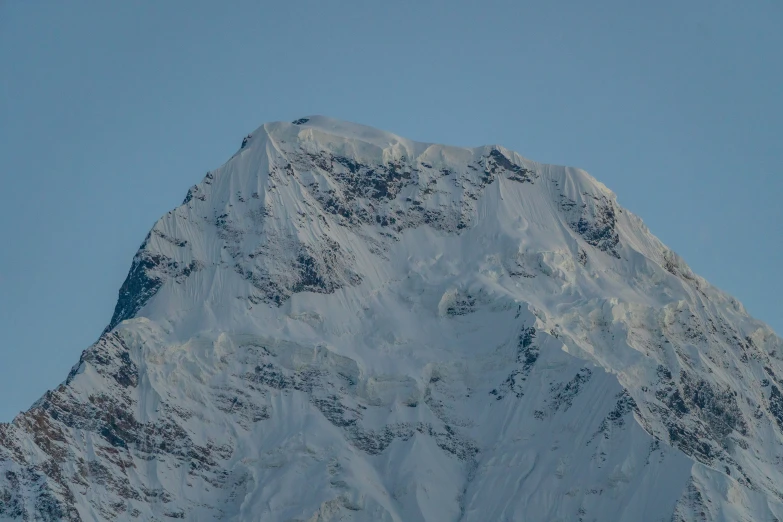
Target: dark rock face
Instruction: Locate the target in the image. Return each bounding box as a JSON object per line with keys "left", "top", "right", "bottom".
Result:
{"left": 491, "top": 326, "right": 539, "bottom": 400}
{"left": 486, "top": 149, "right": 538, "bottom": 184}
{"left": 242, "top": 349, "right": 480, "bottom": 462}
{"left": 672, "top": 479, "right": 711, "bottom": 522}
{"left": 284, "top": 146, "right": 538, "bottom": 237}
{"left": 446, "top": 292, "right": 476, "bottom": 317}
{"left": 648, "top": 364, "right": 750, "bottom": 472}
{"left": 235, "top": 235, "right": 363, "bottom": 307}
{"left": 534, "top": 368, "right": 593, "bottom": 419}
{"left": 194, "top": 365, "right": 484, "bottom": 492}
{"left": 107, "top": 247, "right": 201, "bottom": 331}
{"left": 591, "top": 390, "right": 639, "bottom": 442}
{"left": 559, "top": 194, "right": 621, "bottom": 258}
{"left": 680, "top": 372, "right": 747, "bottom": 439}
{"left": 291, "top": 240, "right": 362, "bottom": 295}
{"left": 107, "top": 249, "right": 164, "bottom": 331}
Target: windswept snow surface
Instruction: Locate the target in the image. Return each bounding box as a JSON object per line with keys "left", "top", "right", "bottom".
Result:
{"left": 2, "top": 116, "right": 782, "bottom": 521}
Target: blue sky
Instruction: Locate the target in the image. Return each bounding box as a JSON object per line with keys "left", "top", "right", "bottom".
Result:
{"left": 0, "top": 0, "right": 781, "bottom": 421}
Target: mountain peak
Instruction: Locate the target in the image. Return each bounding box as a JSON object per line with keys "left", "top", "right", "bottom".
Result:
{"left": 2, "top": 120, "right": 781, "bottom": 521}
{"left": 279, "top": 115, "right": 413, "bottom": 146}
{"left": 242, "top": 115, "right": 426, "bottom": 158}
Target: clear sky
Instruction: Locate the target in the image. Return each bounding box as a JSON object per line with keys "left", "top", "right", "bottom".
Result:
{"left": 0, "top": 0, "right": 781, "bottom": 422}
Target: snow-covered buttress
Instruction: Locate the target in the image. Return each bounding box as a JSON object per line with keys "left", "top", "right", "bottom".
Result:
{"left": 2, "top": 116, "right": 782, "bottom": 521}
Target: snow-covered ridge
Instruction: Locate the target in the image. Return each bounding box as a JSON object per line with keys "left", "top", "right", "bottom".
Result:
{"left": 1, "top": 117, "right": 781, "bottom": 521}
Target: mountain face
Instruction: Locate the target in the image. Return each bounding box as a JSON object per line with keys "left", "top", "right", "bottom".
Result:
{"left": 2, "top": 116, "right": 782, "bottom": 522}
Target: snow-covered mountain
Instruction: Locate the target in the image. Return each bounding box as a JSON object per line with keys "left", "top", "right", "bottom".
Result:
{"left": 2, "top": 116, "right": 782, "bottom": 521}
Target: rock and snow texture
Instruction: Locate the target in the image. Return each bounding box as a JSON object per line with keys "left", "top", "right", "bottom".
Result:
{"left": 2, "top": 116, "right": 783, "bottom": 521}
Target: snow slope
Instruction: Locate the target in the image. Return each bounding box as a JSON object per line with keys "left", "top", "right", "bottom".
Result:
{"left": 1, "top": 116, "right": 782, "bottom": 521}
